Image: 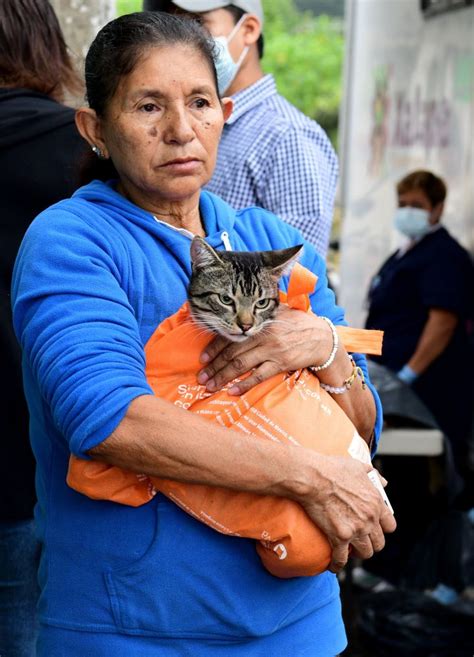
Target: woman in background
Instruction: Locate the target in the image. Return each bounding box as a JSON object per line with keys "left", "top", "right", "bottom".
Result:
{"left": 0, "top": 1, "right": 86, "bottom": 655}
{"left": 366, "top": 170, "right": 473, "bottom": 487}
{"left": 364, "top": 170, "right": 473, "bottom": 590}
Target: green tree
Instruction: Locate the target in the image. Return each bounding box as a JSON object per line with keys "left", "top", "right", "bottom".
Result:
{"left": 262, "top": 0, "right": 343, "bottom": 145}
{"left": 117, "top": 0, "right": 140, "bottom": 13}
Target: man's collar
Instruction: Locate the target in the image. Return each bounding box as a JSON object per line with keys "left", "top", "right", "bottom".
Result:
{"left": 225, "top": 74, "right": 277, "bottom": 125}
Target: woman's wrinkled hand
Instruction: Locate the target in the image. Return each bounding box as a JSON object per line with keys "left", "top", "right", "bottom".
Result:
{"left": 197, "top": 306, "right": 333, "bottom": 395}
{"left": 295, "top": 455, "right": 396, "bottom": 573}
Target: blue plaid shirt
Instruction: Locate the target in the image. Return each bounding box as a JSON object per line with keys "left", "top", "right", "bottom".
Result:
{"left": 206, "top": 74, "right": 338, "bottom": 257}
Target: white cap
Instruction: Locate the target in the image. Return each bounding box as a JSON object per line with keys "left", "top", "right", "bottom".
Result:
{"left": 146, "top": 1, "right": 264, "bottom": 25}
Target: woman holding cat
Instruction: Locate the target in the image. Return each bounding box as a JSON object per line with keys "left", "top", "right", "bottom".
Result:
{"left": 11, "top": 12, "right": 395, "bottom": 657}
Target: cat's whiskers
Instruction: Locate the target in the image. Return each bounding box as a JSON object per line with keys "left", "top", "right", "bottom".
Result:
{"left": 190, "top": 314, "right": 227, "bottom": 337}
{"left": 180, "top": 316, "right": 211, "bottom": 332}
{"left": 262, "top": 318, "right": 295, "bottom": 330}
{"left": 175, "top": 318, "right": 219, "bottom": 350}
{"left": 178, "top": 322, "right": 213, "bottom": 341}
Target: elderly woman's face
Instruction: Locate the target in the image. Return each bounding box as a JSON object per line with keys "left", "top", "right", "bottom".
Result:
{"left": 100, "top": 45, "right": 230, "bottom": 204}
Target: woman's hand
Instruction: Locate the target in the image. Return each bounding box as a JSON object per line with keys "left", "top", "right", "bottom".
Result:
{"left": 198, "top": 305, "right": 377, "bottom": 442}
{"left": 292, "top": 454, "right": 396, "bottom": 573}
{"left": 198, "top": 306, "right": 333, "bottom": 395}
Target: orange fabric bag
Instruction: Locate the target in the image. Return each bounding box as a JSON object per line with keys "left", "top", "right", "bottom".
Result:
{"left": 68, "top": 264, "right": 383, "bottom": 578}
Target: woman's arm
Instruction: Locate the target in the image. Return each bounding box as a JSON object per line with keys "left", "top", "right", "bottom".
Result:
{"left": 90, "top": 393, "right": 395, "bottom": 572}
{"left": 196, "top": 238, "right": 380, "bottom": 446}
{"left": 406, "top": 307, "right": 458, "bottom": 375}
{"left": 197, "top": 305, "right": 376, "bottom": 443}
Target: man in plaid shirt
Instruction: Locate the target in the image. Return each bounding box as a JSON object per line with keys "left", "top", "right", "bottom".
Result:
{"left": 148, "top": 0, "right": 338, "bottom": 258}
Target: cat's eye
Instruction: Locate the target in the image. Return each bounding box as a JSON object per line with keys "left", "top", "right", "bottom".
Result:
{"left": 255, "top": 298, "right": 272, "bottom": 309}
{"left": 219, "top": 294, "right": 234, "bottom": 305}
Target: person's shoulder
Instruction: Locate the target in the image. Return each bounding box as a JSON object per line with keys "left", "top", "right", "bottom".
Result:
{"left": 0, "top": 89, "right": 79, "bottom": 149}
{"left": 25, "top": 199, "right": 88, "bottom": 239}
{"left": 269, "top": 93, "right": 331, "bottom": 138}
{"left": 236, "top": 205, "right": 301, "bottom": 241}
{"left": 8, "top": 89, "right": 77, "bottom": 123}
{"left": 233, "top": 205, "right": 324, "bottom": 270}
{"left": 271, "top": 92, "right": 313, "bottom": 121}
{"left": 431, "top": 226, "right": 471, "bottom": 261}
{"left": 52, "top": 116, "right": 85, "bottom": 141}
{"left": 25, "top": 183, "right": 109, "bottom": 239}
{"left": 239, "top": 82, "right": 316, "bottom": 134}
{"left": 17, "top": 191, "right": 123, "bottom": 276}
{"left": 258, "top": 94, "right": 336, "bottom": 163}
{"left": 202, "top": 193, "right": 327, "bottom": 272}
{"left": 232, "top": 80, "right": 334, "bottom": 155}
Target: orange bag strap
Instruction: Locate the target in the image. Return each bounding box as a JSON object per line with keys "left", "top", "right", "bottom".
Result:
{"left": 336, "top": 326, "right": 383, "bottom": 356}
{"left": 283, "top": 263, "right": 383, "bottom": 356}
{"left": 286, "top": 263, "right": 317, "bottom": 312}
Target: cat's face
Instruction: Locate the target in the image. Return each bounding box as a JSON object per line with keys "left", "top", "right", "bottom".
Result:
{"left": 188, "top": 237, "right": 303, "bottom": 342}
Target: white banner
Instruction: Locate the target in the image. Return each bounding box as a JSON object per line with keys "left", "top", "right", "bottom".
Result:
{"left": 339, "top": 0, "right": 474, "bottom": 326}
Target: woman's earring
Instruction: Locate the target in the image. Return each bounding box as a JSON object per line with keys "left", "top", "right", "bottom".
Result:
{"left": 91, "top": 145, "right": 106, "bottom": 159}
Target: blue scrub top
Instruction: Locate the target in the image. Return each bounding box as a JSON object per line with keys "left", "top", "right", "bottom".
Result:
{"left": 366, "top": 226, "right": 473, "bottom": 372}
{"left": 366, "top": 225, "right": 473, "bottom": 459}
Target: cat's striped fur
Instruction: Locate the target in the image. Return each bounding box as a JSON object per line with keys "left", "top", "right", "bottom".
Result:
{"left": 188, "top": 237, "right": 302, "bottom": 342}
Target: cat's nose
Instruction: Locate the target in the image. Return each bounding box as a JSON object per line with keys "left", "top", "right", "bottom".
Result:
{"left": 237, "top": 321, "right": 253, "bottom": 333}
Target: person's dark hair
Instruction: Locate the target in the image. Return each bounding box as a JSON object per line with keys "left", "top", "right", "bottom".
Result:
{"left": 0, "top": 0, "right": 82, "bottom": 101}
{"left": 226, "top": 5, "right": 264, "bottom": 59}
{"left": 80, "top": 11, "right": 218, "bottom": 184}
{"left": 85, "top": 11, "right": 217, "bottom": 116}
{"left": 397, "top": 170, "right": 447, "bottom": 207}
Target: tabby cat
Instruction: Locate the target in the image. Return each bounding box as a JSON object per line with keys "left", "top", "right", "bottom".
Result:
{"left": 188, "top": 236, "right": 303, "bottom": 342}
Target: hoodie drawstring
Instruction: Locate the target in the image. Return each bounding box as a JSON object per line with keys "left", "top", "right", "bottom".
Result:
{"left": 221, "top": 231, "right": 232, "bottom": 251}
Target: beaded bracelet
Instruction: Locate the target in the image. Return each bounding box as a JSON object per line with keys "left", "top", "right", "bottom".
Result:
{"left": 309, "top": 316, "right": 339, "bottom": 372}
{"left": 319, "top": 357, "right": 367, "bottom": 395}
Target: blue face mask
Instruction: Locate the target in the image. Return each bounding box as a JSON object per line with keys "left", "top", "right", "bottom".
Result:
{"left": 213, "top": 15, "right": 249, "bottom": 96}
{"left": 394, "top": 206, "right": 431, "bottom": 239}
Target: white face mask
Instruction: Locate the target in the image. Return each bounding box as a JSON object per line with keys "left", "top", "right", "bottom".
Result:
{"left": 394, "top": 206, "right": 431, "bottom": 239}
{"left": 213, "top": 14, "right": 250, "bottom": 96}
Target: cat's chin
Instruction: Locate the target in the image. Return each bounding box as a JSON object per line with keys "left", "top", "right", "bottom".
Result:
{"left": 219, "top": 332, "right": 251, "bottom": 343}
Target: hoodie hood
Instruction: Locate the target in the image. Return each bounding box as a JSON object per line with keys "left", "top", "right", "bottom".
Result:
{"left": 0, "top": 88, "right": 77, "bottom": 149}
{"left": 72, "top": 180, "right": 238, "bottom": 253}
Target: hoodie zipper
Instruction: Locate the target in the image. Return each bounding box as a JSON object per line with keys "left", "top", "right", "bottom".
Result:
{"left": 221, "top": 231, "right": 232, "bottom": 251}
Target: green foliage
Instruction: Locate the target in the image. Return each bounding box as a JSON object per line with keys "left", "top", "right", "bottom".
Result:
{"left": 117, "top": 0, "right": 141, "bottom": 14}
{"left": 262, "top": 0, "right": 343, "bottom": 145}
{"left": 115, "top": 0, "right": 344, "bottom": 146}
{"left": 262, "top": 0, "right": 301, "bottom": 28}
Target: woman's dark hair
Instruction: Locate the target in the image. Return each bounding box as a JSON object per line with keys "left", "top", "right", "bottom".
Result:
{"left": 85, "top": 11, "right": 218, "bottom": 117}
{"left": 0, "top": 0, "right": 82, "bottom": 101}
{"left": 397, "top": 170, "right": 447, "bottom": 207}
{"left": 80, "top": 11, "right": 219, "bottom": 184}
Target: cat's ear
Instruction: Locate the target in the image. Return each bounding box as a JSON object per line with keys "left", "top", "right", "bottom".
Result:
{"left": 190, "top": 236, "right": 224, "bottom": 270}
{"left": 263, "top": 244, "right": 304, "bottom": 279}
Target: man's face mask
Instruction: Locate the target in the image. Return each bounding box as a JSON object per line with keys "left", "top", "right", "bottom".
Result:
{"left": 213, "top": 14, "right": 249, "bottom": 96}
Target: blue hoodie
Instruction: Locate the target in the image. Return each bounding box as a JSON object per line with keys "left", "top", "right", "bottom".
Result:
{"left": 12, "top": 181, "right": 381, "bottom": 656}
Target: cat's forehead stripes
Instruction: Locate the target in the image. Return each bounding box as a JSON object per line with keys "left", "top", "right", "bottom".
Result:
{"left": 231, "top": 259, "right": 263, "bottom": 297}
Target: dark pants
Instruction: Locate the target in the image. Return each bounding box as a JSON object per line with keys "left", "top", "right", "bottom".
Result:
{"left": 0, "top": 519, "right": 40, "bottom": 657}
